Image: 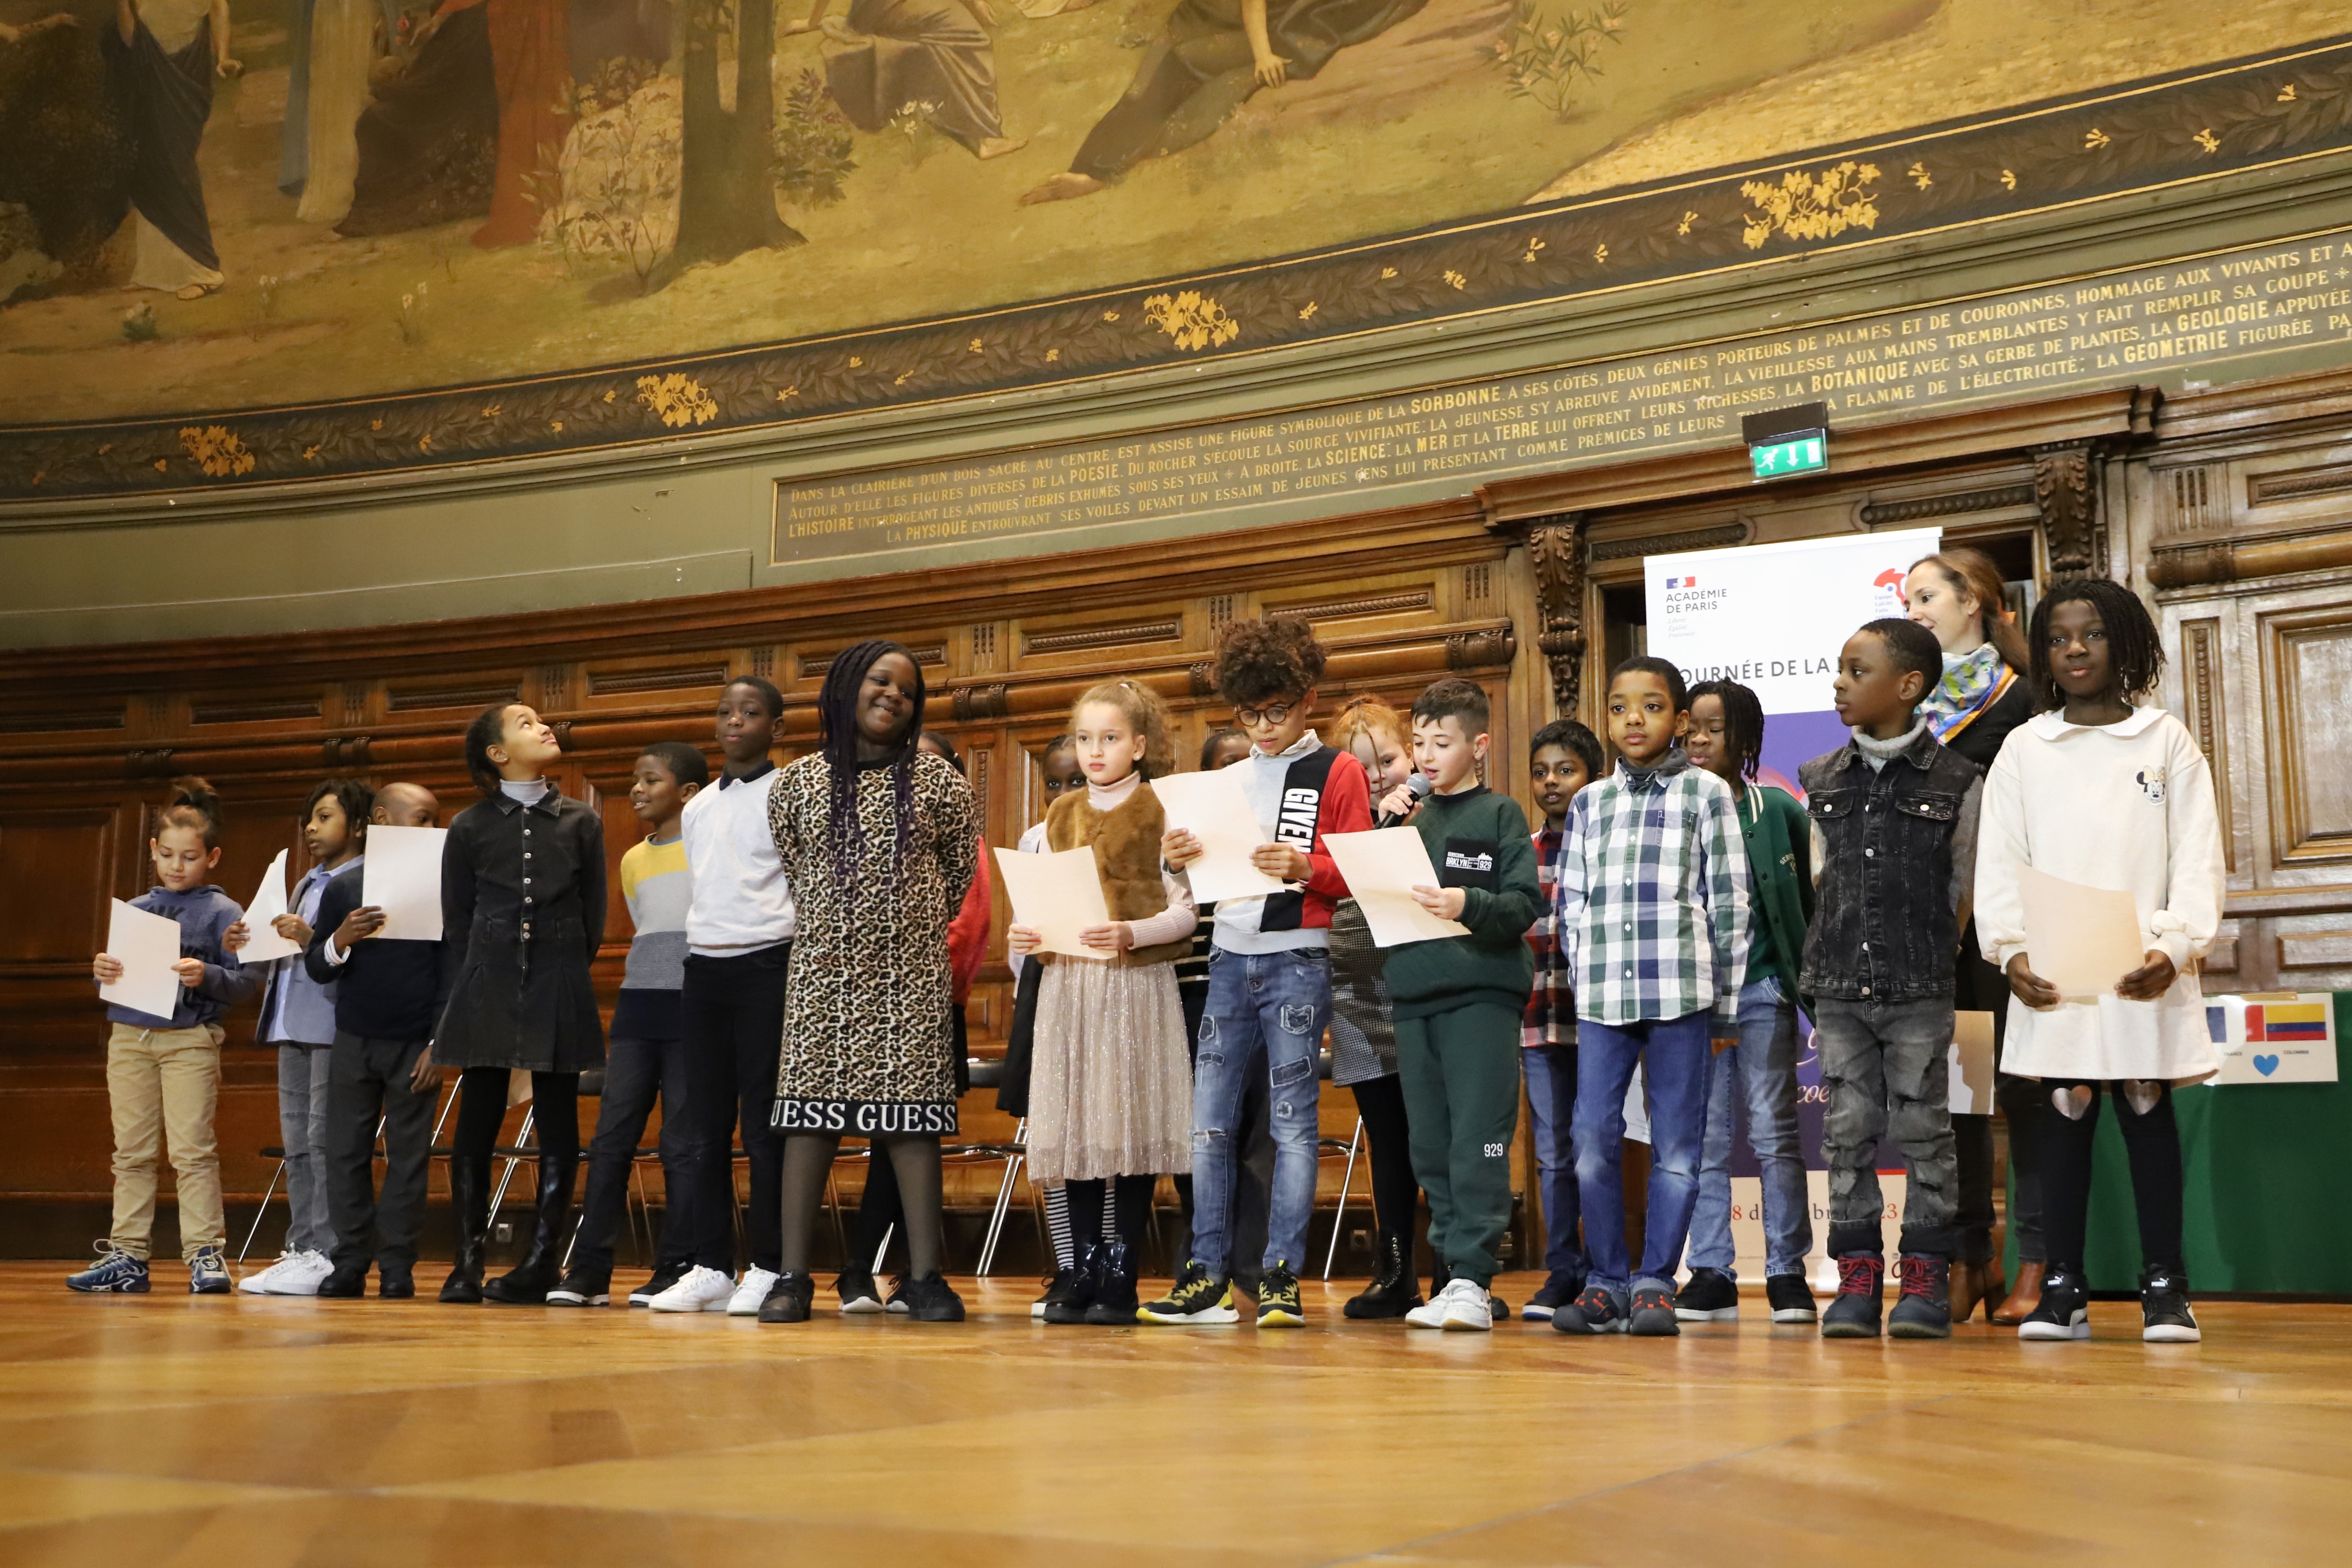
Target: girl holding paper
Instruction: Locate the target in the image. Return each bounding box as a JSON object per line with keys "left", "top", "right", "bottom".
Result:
{"left": 1010, "top": 681, "right": 1197, "bottom": 1325}
{"left": 434, "top": 704, "right": 607, "bottom": 1306}
{"left": 1974, "top": 577, "right": 2224, "bottom": 1345}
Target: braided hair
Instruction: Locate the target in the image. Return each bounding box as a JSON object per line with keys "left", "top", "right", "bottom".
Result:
{"left": 2027, "top": 575, "right": 2164, "bottom": 710}
{"left": 1685, "top": 680, "right": 1765, "bottom": 782}
{"left": 816, "top": 639, "right": 926, "bottom": 885}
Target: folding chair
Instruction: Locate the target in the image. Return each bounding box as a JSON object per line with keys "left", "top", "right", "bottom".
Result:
{"left": 1320, "top": 1116, "right": 1366, "bottom": 1280}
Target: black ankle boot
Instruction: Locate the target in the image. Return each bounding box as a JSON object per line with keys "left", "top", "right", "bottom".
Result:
{"left": 1044, "top": 1241, "right": 1102, "bottom": 1324}
{"left": 1084, "top": 1239, "right": 1140, "bottom": 1324}
{"left": 1345, "top": 1231, "right": 1422, "bottom": 1320}
{"left": 485, "top": 1142, "right": 579, "bottom": 1305}
{"left": 438, "top": 1153, "right": 490, "bottom": 1304}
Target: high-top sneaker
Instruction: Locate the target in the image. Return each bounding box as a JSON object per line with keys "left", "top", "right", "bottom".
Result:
{"left": 2140, "top": 1267, "right": 2200, "bottom": 1343}
{"left": 1820, "top": 1253, "right": 1885, "bottom": 1339}
{"left": 1886, "top": 1255, "right": 1952, "bottom": 1339}
{"left": 2017, "top": 1267, "right": 2092, "bottom": 1341}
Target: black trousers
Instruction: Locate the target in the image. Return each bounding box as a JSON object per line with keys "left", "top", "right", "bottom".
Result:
{"left": 1348, "top": 1071, "right": 1419, "bottom": 1241}
{"left": 1954, "top": 937, "right": 2045, "bottom": 1264}
{"left": 2040, "top": 1080, "right": 2186, "bottom": 1280}
{"left": 325, "top": 1032, "right": 435, "bottom": 1272}
{"left": 572, "top": 1033, "right": 695, "bottom": 1278}
{"left": 683, "top": 945, "right": 789, "bottom": 1273}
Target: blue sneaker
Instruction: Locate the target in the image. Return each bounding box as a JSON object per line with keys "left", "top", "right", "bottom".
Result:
{"left": 65, "top": 1243, "right": 150, "bottom": 1294}
{"left": 187, "top": 1246, "right": 234, "bottom": 1295}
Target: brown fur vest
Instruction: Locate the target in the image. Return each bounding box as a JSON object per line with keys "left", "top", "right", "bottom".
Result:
{"left": 1045, "top": 778, "right": 1191, "bottom": 968}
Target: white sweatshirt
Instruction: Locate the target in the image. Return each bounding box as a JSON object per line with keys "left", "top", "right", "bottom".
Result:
{"left": 682, "top": 763, "right": 795, "bottom": 955}
{"left": 1973, "top": 706, "right": 2225, "bottom": 1083}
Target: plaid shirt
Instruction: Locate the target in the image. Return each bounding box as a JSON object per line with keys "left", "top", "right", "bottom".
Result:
{"left": 1524, "top": 828, "right": 1576, "bottom": 1046}
{"left": 1555, "top": 753, "right": 1751, "bottom": 1033}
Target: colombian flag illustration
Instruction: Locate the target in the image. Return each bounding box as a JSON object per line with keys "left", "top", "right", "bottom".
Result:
{"left": 2246, "top": 1002, "right": 2329, "bottom": 1042}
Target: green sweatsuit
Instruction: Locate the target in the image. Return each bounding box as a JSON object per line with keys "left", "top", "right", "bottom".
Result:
{"left": 1384, "top": 785, "right": 1542, "bottom": 1289}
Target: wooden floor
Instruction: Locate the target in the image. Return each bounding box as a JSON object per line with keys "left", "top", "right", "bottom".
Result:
{"left": 2, "top": 1262, "right": 2348, "bottom": 1567}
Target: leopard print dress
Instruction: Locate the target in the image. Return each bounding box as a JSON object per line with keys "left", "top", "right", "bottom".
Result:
{"left": 767, "top": 749, "right": 980, "bottom": 1136}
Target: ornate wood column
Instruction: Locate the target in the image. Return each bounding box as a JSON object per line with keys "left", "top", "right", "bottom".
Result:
{"left": 2031, "top": 440, "right": 2107, "bottom": 576}
{"left": 1525, "top": 512, "right": 1587, "bottom": 717}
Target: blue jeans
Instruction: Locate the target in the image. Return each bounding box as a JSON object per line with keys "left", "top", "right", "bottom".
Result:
{"left": 1572, "top": 1010, "right": 1711, "bottom": 1296}
{"left": 1687, "top": 977, "right": 1812, "bottom": 1278}
{"left": 1189, "top": 946, "right": 1329, "bottom": 1277}
{"left": 1521, "top": 1044, "right": 1587, "bottom": 1280}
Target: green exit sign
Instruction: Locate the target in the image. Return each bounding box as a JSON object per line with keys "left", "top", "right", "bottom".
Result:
{"left": 1750, "top": 433, "right": 1826, "bottom": 480}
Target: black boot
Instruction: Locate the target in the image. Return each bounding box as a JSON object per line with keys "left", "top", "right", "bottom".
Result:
{"left": 484, "top": 1143, "right": 579, "bottom": 1305}
{"left": 1083, "top": 1239, "right": 1140, "bottom": 1325}
{"left": 1044, "top": 1241, "right": 1102, "bottom": 1324}
{"left": 1345, "top": 1231, "right": 1423, "bottom": 1320}
{"left": 438, "top": 1152, "right": 489, "bottom": 1304}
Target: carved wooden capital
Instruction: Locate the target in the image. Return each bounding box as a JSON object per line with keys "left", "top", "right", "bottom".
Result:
{"left": 1526, "top": 512, "right": 1587, "bottom": 715}
{"left": 951, "top": 683, "right": 1010, "bottom": 722}
{"left": 1188, "top": 662, "right": 1218, "bottom": 698}
{"left": 125, "top": 748, "right": 177, "bottom": 779}
{"left": 550, "top": 719, "right": 574, "bottom": 750}
{"left": 323, "top": 736, "right": 375, "bottom": 768}
{"left": 2031, "top": 440, "right": 2105, "bottom": 576}
{"left": 1446, "top": 623, "right": 1518, "bottom": 671}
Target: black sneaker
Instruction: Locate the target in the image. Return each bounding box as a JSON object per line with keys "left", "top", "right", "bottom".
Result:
{"left": 1487, "top": 1293, "right": 1510, "bottom": 1321}
{"left": 546, "top": 1267, "right": 610, "bottom": 1307}
{"left": 2017, "top": 1267, "right": 2091, "bottom": 1341}
{"left": 836, "top": 1266, "right": 885, "bottom": 1315}
{"left": 1674, "top": 1267, "right": 1740, "bottom": 1322}
{"left": 1887, "top": 1255, "right": 1952, "bottom": 1339}
{"left": 755, "top": 1269, "right": 815, "bottom": 1324}
{"left": 1256, "top": 1262, "right": 1305, "bottom": 1327}
{"left": 1034, "top": 1267, "right": 1084, "bottom": 1321}
{"left": 315, "top": 1261, "right": 370, "bottom": 1298}
{"left": 1627, "top": 1284, "right": 1680, "bottom": 1337}
{"left": 1520, "top": 1269, "right": 1584, "bottom": 1321}
{"left": 1140, "top": 1261, "right": 1239, "bottom": 1324}
{"left": 885, "top": 1277, "right": 911, "bottom": 1314}
{"left": 628, "top": 1266, "right": 687, "bottom": 1308}
{"left": 2140, "top": 1268, "right": 2199, "bottom": 1343}
{"left": 379, "top": 1268, "right": 415, "bottom": 1300}
{"left": 1821, "top": 1254, "right": 1885, "bottom": 1339}
{"left": 1551, "top": 1283, "right": 1628, "bottom": 1334}
{"left": 1044, "top": 1243, "right": 1101, "bottom": 1325}
{"left": 900, "top": 1272, "right": 966, "bottom": 1322}
{"left": 1765, "top": 1272, "right": 1818, "bottom": 1324}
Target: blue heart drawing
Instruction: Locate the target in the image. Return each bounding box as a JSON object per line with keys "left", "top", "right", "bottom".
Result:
{"left": 2253, "top": 1054, "right": 2279, "bottom": 1076}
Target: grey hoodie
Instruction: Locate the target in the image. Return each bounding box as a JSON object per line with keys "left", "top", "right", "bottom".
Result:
{"left": 104, "top": 884, "right": 260, "bottom": 1031}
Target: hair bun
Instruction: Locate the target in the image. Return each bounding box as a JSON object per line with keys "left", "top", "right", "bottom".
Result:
{"left": 166, "top": 776, "right": 220, "bottom": 814}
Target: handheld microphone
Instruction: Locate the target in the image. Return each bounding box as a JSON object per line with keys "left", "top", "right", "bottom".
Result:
{"left": 1376, "top": 773, "right": 1433, "bottom": 829}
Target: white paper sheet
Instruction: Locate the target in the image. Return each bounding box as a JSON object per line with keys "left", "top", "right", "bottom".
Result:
{"left": 1321, "top": 828, "right": 1471, "bottom": 947}
{"left": 1147, "top": 770, "right": 1285, "bottom": 906}
{"left": 994, "top": 845, "right": 1114, "bottom": 961}
{"left": 236, "top": 849, "right": 302, "bottom": 965}
{"left": 2017, "top": 864, "right": 2146, "bottom": 999}
{"left": 362, "top": 826, "right": 448, "bottom": 942}
{"left": 100, "top": 898, "right": 185, "bottom": 1020}
{"left": 1947, "top": 1010, "right": 1998, "bottom": 1116}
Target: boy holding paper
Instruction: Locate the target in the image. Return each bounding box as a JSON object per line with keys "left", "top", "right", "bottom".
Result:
{"left": 1371, "top": 679, "right": 1542, "bottom": 1332}
{"left": 1146, "top": 616, "right": 1370, "bottom": 1327}
{"left": 306, "top": 783, "right": 445, "bottom": 1299}
{"left": 77, "top": 778, "right": 260, "bottom": 1295}
{"left": 1799, "top": 618, "right": 1981, "bottom": 1340}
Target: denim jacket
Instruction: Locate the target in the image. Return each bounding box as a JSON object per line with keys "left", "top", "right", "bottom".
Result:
{"left": 1797, "top": 725, "right": 1982, "bottom": 1003}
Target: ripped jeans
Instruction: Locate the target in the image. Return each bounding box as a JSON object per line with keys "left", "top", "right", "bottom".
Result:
{"left": 1186, "top": 945, "right": 1330, "bottom": 1278}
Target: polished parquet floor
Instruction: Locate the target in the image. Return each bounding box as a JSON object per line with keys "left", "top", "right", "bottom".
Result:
{"left": 2, "top": 1261, "right": 2349, "bottom": 1567}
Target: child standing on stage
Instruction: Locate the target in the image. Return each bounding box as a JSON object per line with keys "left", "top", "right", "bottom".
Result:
{"left": 1976, "top": 578, "right": 2222, "bottom": 1344}
{"left": 1326, "top": 694, "right": 1425, "bottom": 1319}
{"left": 1520, "top": 718, "right": 1601, "bottom": 1320}
{"left": 436, "top": 704, "right": 607, "bottom": 1306}
{"left": 1372, "top": 680, "right": 1543, "bottom": 1332}
{"left": 242, "top": 778, "right": 371, "bottom": 1297}
{"left": 654, "top": 677, "right": 793, "bottom": 1314}
{"left": 1147, "top": 616, "right": 1371, "bottom": 1328}
{"left": 1679, "top": 681, "right": 1817, "bottom": 1325}
{"left": 552, "top": 742, "right": 707, "bottom": 1307}
{"left": 1552, "top": 658, "right": 1750, "bottom": 1338}
{"left": 76, "top": 778, "right": 258, "bottom": 1295}
{"left": 309, "top": 783, "right": 444, "bottom": 1298}
{"left": 1012, "top": 681, "right": 1197, "bottom": 1324}
{"left": 1802, "top": 620, "right": 1981, "bottom": 1340}
{"left": 1005, "top": 735, "right": 1089, "bottom": 1315}
{"left": 757, "top": 641, "right": 980, "bottom": 1325}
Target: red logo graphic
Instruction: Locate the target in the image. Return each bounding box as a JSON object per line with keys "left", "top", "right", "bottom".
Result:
{"left": 1873, "top": 568, "right": 1905, "bottom": 591}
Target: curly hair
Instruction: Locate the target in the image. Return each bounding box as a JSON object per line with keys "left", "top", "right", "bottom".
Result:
{"left": 1072, "top": 680, "right": 1176, "bottom": 780}
{"left": 303, "top": 777, "right": 377, "bottom": 844}
{"left": 638, "top": 740, "right": 711, "bottom": 789}
{"left": 2027, "top": 576, "right": 2164, "bottom": 710}
{"left": 1859, "top": 617, "right": 1944, "bottom": 694}
{"left": 1685, "top": 680, "right": 1765, "bottom": 782}
{"left": 1213, "top": 615, "right": 1327, "bottom": 707}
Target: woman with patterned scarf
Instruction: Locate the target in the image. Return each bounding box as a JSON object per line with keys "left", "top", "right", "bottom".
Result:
{"left": 1903, "top": 548, "right": 2040, "bottom": 1326}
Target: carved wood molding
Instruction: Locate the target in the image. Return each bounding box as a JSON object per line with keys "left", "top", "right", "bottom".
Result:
{"left": 1588, "top": 522, "right": 1748, "bottom": 563}
{"left": 1265, "top": 589, "right": 1434, "bottom": 622}
{"left": 2031, "top": 440, "right": 2106, "bottom": 576}
{"left": 586, "top": 661, "right": 732, "bottom": 697}
{"left": 2180, "top": 617, "right": 2234, "bottom": 872}
{"left": 1857, "top": 483, "right": 2036, "bottom": 527}
{"left": 951, "top": 684, "right": 1011, "bottom": 722}
{"left": 1445, "top": 623, "right": 1518, "bottom": 672}
{"left": 1526, "top": 514, "right": 1586, "bottom": 716}
{"left": 2149, "top": 528, "right": 2352, "bottom": 588}
{"left": 1022, "top": 619, "right": 1182, "bottom": 657}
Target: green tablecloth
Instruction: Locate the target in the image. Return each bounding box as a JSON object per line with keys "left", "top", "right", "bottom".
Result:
{"left": 2007, "top": 992, "right": 2352, "bottom": 1295}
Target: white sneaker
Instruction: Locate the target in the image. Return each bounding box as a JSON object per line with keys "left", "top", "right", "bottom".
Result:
{"left": 648, "top": 1265, "right": 735, "bottom": 1313}
{"left": 238, "top": 1254, "right": 293, "bottom": 1295}
{"left": 1441, "top": 1278, "right": 1496, "bottom": 1332}
{"left": 727, "top": 1267, "right": 780, "bottom": 1316}
{"left": 264, "top": 1250, "right": 335, "bottom": 1297}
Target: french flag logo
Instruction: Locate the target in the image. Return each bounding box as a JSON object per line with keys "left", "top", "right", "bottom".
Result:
{"left": 1667, "top": 575, "right": 1697, "bottom": 588}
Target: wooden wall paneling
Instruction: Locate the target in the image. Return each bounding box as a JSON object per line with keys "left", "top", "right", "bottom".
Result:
{"left": 0, "top": 804, "right": 123, "bottom": 1048}
{"left": 2177, "top": 615, "right": 2237, "bottom": 874}
{"left": 2260, "top": 602, "right": 2352, "bottom": 868}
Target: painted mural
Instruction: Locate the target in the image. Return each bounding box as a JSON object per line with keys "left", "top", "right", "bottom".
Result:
{"left": 0, "top": 0, "right": 2346, "bottom": 494}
